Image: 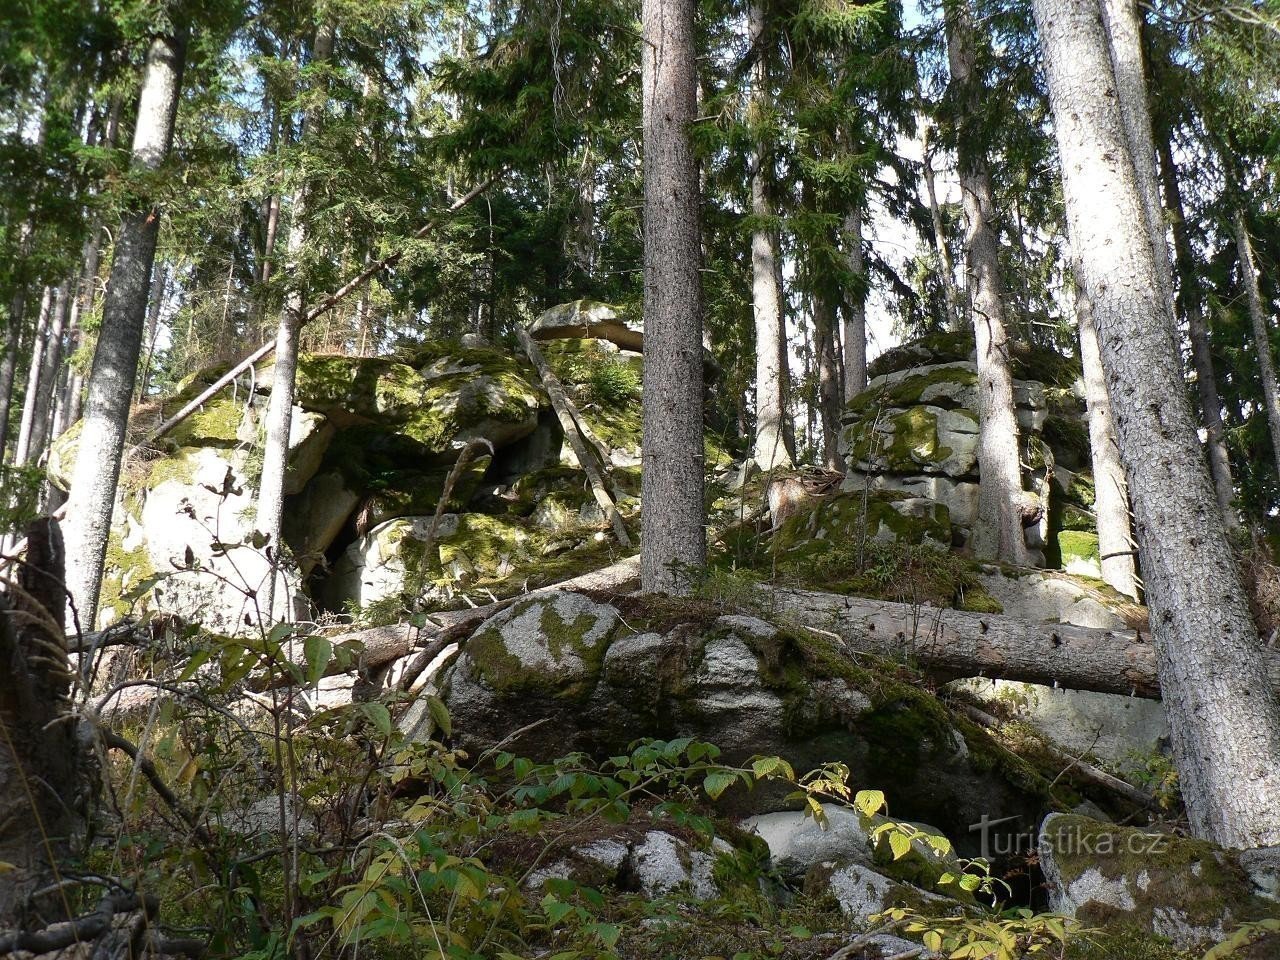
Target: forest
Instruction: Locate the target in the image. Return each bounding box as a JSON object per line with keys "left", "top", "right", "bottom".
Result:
{"left": 2, "top": 0, "right": 1280, "bottom": 957}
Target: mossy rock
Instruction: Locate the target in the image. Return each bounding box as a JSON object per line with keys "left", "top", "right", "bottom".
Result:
{"left": 845, "top": 362, "right": 979, "bottom": 419}
{"left": 866, "top": 332, "right": 1080, "bottom": 389}
{"left": 844, "top": 404, "right": 979, "bottom": 478}
{"left": 1055, "top": 530, "right": 1102, "bottom": 579}
{"left": 1041, "top": 814, "right": 1280, "bottom": 950}
{"left": 771, "top": 490, "right": 951, "bottom": 555}
{"left": 867, "top": 331, "right": 977, "bottom": 380}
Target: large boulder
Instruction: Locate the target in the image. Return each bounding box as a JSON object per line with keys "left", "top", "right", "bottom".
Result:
{"left": 441, "top": 593, "right": 1055, "bottom": 845}
{"left": 1039, "top": 814, "right": 1280, "bottom": 950}
{"left": 322, "top": 513, "right": 540, "bottom": 612}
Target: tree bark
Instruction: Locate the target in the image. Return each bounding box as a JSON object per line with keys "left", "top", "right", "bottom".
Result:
{"left": 1073, "top": 268, "right": 1140, "bottom": 599}
{"left": 1099, "top": 0, "right": 1174, "bottom": 322}
{"left": 256, "top": 21, "right": 334, "bottom": 619}
{"left": 640, "top": 0, "right": 706, "bottom": 595}
{"left": 1233, "top": 211, "right": 1280, "bottom": 484}
{"left": 842, "top": 207, "right": 868, "bottom": 398}
{"left": 1157, "top": 137, "right": 1238, "bottom": 526}
{"left": 64, "top": 29, "right": 187, "bottom": 628}
{"left": 1035, "top": 0, "right": 1280, "bottom": 848}
{"left": 945, "top": 0, "right": 1031, "bottom": 565}
{"left": 13, "top": 287, "right": 54, "bottom": 467}
{"left": 812, "top": 286, "right": 845, "bottom": 473}
{"left": 748, "top": 0, "right": 793, "bottom": 473}
{"left": 0, "top": 321, "right": 18, "bottom": 463}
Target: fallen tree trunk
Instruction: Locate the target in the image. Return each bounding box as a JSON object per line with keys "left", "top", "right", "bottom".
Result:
{"left": 515, "top": 327, "right": 631, "bottom": 547}
{"left": 759, "top": 584, "right": 1280, "bottom": 700}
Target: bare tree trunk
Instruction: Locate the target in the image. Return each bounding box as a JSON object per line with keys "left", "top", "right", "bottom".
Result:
{"left": 1157, "top": 137, "right": 1238, "bottom": 526}
{"left": 64, "top": 29, "right": 186, "bottom": 628}
{"left": 640, "top": 0, "right": 706, "bottom": 594}
{"left": 1036, "top": 0, "right": 1280, "bottom": 848}
{"left": 1073, "top": 266, "right": 1139, "bottom": 599}
{"left": 841, "top": 207, "right": 868, "bottom": 397}
{"left": 1100, "top": 0, "right": 1174, "bottom": 321}
{"left": 812, "top": 287, "right": 844, "bottom": 473}
{"left": 256, "top": 22, "right": 333, "bottom": 618}
{"left": 920, "top": 119, "right": 964, "bottom": 333}
{"left": 0, "top": 323, "right": 19, "bottom": 461}
{"left": 945, "top": 0, "right": 1031, "bottom": 565}
{"left": 138, "top": 263, "right": 168, "bottom": 398}
{"left": 27, "top": 284, "right": 70, "bottom": 465}
{"left": 748, "top": 4, "right": 792, "bottom": 473}
{"left": 13, "top": 287, "right": 55, "bottom": 467}
{"left": 1234, "top": 210, "right": 1280, "bottom": 484}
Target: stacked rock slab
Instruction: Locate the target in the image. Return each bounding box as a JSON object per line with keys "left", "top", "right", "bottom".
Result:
{"left": 839, "top": 332, "right": 1097, "bottom": 569}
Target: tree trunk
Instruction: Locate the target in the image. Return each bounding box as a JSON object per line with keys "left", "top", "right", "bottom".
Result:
{"left": 812, "top": 286, "right": 844, "bottom": 473}
{"left": 1074, "top": 268, "right": 1140, "bottom": 599}
{"left": 0, "top": 519, "right": 79, "bottom": 926}
{"left": 842, "top": 207, "right": 868, "bottom": 398}
{"left": 1099, "top": 0, "right": 1174, "bottom": 320}
{"left": 256, "top": 22, "right": 334, "bottom": 618}
{"left": 747, "top": 0, "right": 793, "bottom": 473}
{"left": 64, "top": 29, "right": 186, "bottom": 628}
{"left": 945, "top": 0, "right": 1031, "bottom": 565}
{"left": 1157, "top": 137, "right": 1238, "bottom": 526}
{"left": 640, "top": 0, "right": 706, "bottom": 595}
{"left": 0, "top": 321, "right": 18, "bottom": 462}
{"left": 13, "top": 287, "right": 55, "bottom": 467}
{"left": 1235, "top": 210, "right": 1280, "bottom": 484}
{"left": 1035, "top": 0, "right": 1280, "bottom": 848}
{"left": 26, "top": 283, "right": 69, "bottom": 465}
{"left": 138, "top": 263, "right": 168, "bottom": 398}
{"left": 920, "top": 119, "right": 965, "bottom": 332}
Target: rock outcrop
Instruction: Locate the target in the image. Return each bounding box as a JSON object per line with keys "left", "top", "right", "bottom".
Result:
{"left": 441, "top": 592, "right": 1061, "bottom": 845}
{"left": 839, "top": 332, "right": 1096, "bottom": 567}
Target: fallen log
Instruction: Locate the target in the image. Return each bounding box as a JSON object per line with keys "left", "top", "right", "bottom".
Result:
{"left": 758, "top": 584, "right": 1280, "bottom": 700}
{"left": 515, "top": 327, "right": 631, "bottom": 547}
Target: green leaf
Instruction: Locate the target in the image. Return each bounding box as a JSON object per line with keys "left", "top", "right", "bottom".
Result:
{"left": 362, "top": 702, "right": 392, "bottom": 736}
{"left": 304, "top": 634, "right": 332, "bottom": 687}
{"left": 541, "top": 894, "right": 574, "bottom": 926}
{"left": 425, "top": 695, "right": 452, "bottom": 738}
{"left": 854, "top": 789, "right": 886, "bottom": 818}
{"left": 702, "top": 770, "right": 738, "bottom": 800}
{"left": 888, "top": 831, "right": 912, "bottom": 861}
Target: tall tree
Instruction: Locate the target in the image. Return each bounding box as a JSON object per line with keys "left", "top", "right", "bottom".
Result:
{"left": 1034, "top": 0, "right": 1280, "bottom": 847}
{"left": 1072, "top": 264, "right": 1139, "bottom": 598}
{"left": 841, "top": 207, "right": 868, "bottom": 397}
{"left": 639, "top": 0, "right": 705, "bottom": 594}
{"left": 945, "top": 0, "right": 1031, "bottom": 565}
{"left": 747, "top": 0, "right": 793, "bottom": 473}
{"left": 1157, "top": 136, "right": 1238, "bottom": 526}
{"left": 255, "top": 20, "right": 334, "bottom": 618}
{"left": 1234, "top": 210, "right": 1280, "bottom": 484}
{"left": 64, "top": 27, "right": 187, "bottom": 627}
